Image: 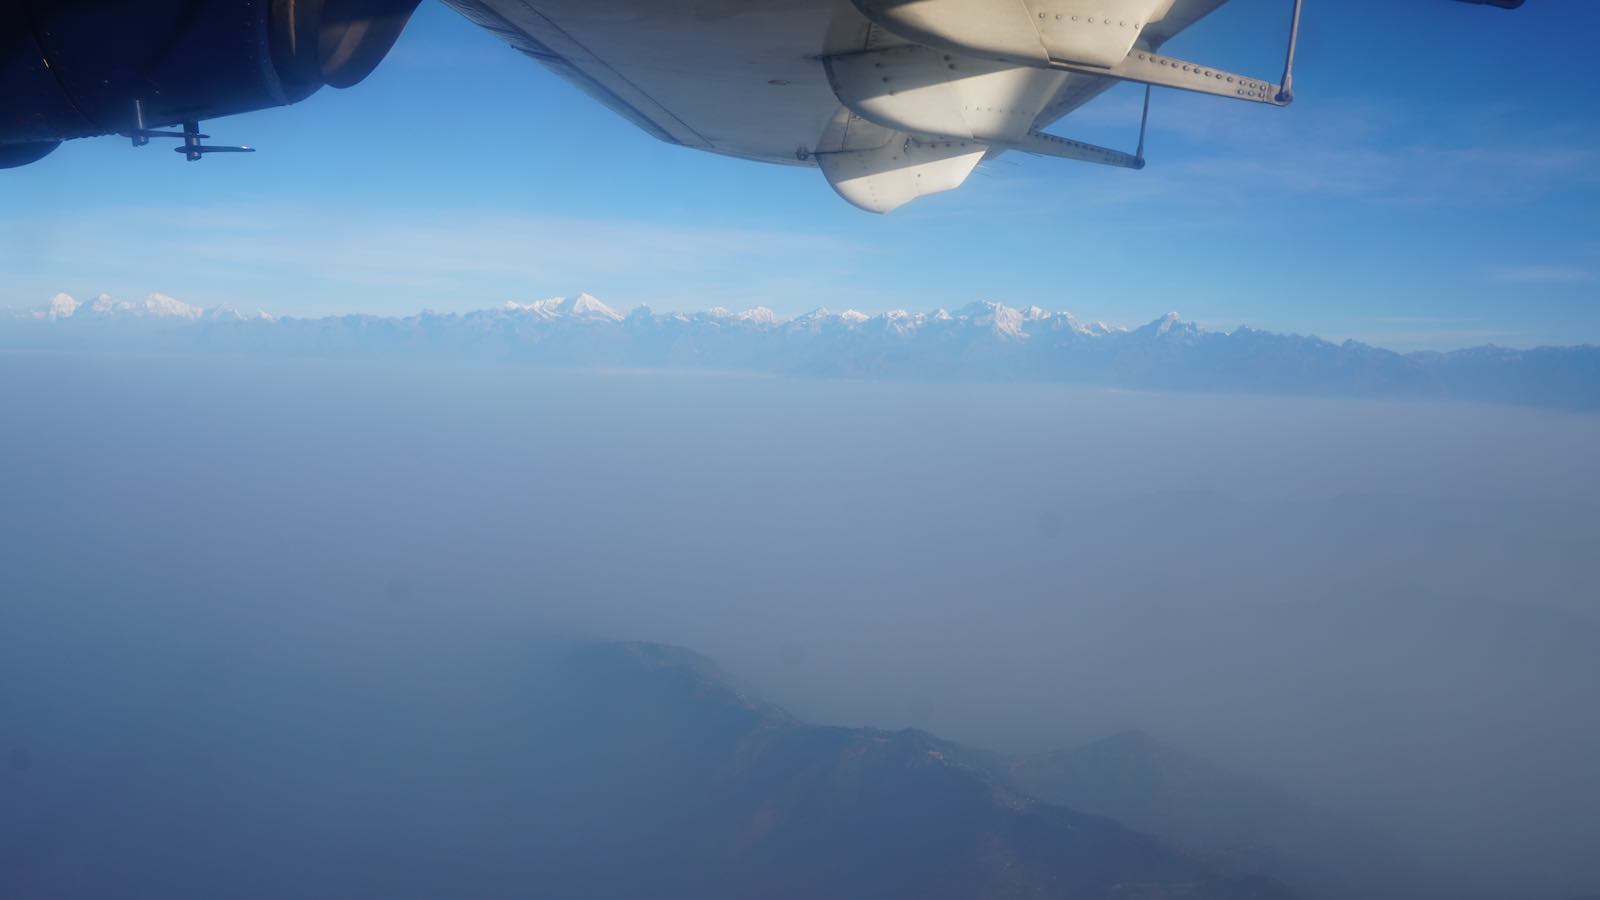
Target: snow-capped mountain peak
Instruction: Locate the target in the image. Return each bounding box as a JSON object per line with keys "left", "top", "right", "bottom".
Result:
{"left": 203, "top": 305, "right": 274, "bottom": 322}
{"left": 736, "top": 307, "right": 777, "bottom": 325}
{"left": 37, "top": 291, "right": 203, "bottom": 319}
{"left": 957, "top": 300, "right": 1027, "bottom": 338}
{"left": 7, "top": 290, "right": 1592, "bottom": 410}
{"left": 141, "top": 293, "right": 205, "bottom": 320}
{"left": 1138, "top": 311, "right": 1202, "bottom": 340}
{"left": 20, "top": 291, "right": 1166, "bottom": 340}
{"left": 23, "top": 291, "right": 267, "bottom": 322}
{"left": 559, "top": 292, "right": 623, "bottom": 321}
{"left": 88, "top": 293, "right": 126, "bottom": 315}
{"left": 504, "top": 297, "right": 566, "bottom": 318}
{"left": 38, "top": 292, "right": 80, "bottom": 320}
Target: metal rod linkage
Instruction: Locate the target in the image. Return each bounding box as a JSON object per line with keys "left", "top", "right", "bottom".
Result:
{"left": 1278, "top": 0, "right": 1305, "bottom": 104}
{"left": 1136, "top": 84, "right": 1151, "bottom": 162}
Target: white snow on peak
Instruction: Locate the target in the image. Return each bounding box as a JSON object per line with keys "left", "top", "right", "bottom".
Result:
{"left": 1131, "top": 311, "right": 1203, "bottom": 341}
{"left": 879, "top": 309, "right": 924, "bottom": 335}
{"left": 958, "top": 300, "right": 1026, "bottom": 338}
{"left": 559, "top": 292, "right": 623, "bottom": 321}
{"left": 59, "top": 292, "right": 201, "bottom": 319}
{"left": 784, "top": 308, "right": 832, "bottom": 333}
{"left": 503, "top": 297, "right": 566, "bottom": 318}
{"left": 1150, "top": 311, "right": 1200, "bottom": 337}
{"left": 204, "top": 305, "right": 272, "bottom": 322}
{"left": 89, "top": 293, "right": 127, "bottom": 315}
{"left": 39, "top": 292, "right": 79, "bottom": 320}
{"left": 1049, "top": 311, "right": 1093, "bottom": 334}
{"left": 140, "top": 293, "right": 205, "bottom": 319}
{"left": 17, "top": 291, "right": 1157, "bottom": 345}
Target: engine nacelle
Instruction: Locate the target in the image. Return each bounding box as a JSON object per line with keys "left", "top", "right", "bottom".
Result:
{"left": 0, "top": 141, "right": 61, "bottom": 170}
{"left": 0, "top": 0, "right": 421, "bottom": 159}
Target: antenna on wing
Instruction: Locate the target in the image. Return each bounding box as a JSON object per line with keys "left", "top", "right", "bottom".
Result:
{"left": 1278, "top": 0, "right": 1305, "bottom": 104}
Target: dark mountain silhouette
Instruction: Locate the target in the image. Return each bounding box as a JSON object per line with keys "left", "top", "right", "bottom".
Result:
{"left": 999, "top": 730, "right": 1420, "bottom": 900}
{"left": 529, "top": 641, "right": 1295, "bottom": 899}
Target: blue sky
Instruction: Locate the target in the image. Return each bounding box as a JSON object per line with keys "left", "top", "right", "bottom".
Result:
{"left": 2, "top": 0, "right": 1596, "bottom": 350}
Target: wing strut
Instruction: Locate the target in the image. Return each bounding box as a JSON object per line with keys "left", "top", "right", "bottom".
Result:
{"left": 1046, "top": 0, "right": 1307, "bottom": 108}
{"left": 1278, "top": 0, "right": 1305, "bottom": 104}
{"left": 1136, "top": 84, "right": 1151, "bottom": 165}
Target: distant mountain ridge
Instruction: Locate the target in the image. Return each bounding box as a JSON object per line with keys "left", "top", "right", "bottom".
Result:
{"left": 26, "top": 291, "right": 271, "bottom": 323}
{"left": 6, "top": 292, "right": 1597, "bottom": 409}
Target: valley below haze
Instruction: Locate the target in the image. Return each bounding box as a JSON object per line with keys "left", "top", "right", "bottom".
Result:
{"left": 3, "top": 346, "right": 1598, "bottom": 899}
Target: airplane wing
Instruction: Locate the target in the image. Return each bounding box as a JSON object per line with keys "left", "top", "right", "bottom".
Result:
{"left": 1, "top": 0, "right": 1525, "bottom": 207}
{"left": 1032, "top": 0, "right": 1227, "bottom": 131}
{"left": 440, "top": 0, "right": 874, "bottom": 166}
{"left": 439, "top": 0, "right": 1258, "bottom": 212}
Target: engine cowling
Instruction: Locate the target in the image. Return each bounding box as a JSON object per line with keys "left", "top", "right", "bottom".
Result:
{"left": 272, "top": 0, "right": 428, "bottom": 93}
{"left": 0, "top": 0, "right": 421, "bottom": 159}
{"left": 0, "top": 141, "right": 62, "bottom": 170}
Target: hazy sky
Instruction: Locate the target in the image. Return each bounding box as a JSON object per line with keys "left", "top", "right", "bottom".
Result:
{"left": 1, "top": 0, "right": 1596, "bottom": 348}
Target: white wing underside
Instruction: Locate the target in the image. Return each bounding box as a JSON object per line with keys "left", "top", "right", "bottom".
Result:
{"left": 442, "top": 0, "right": 1228, "bottom": 211}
